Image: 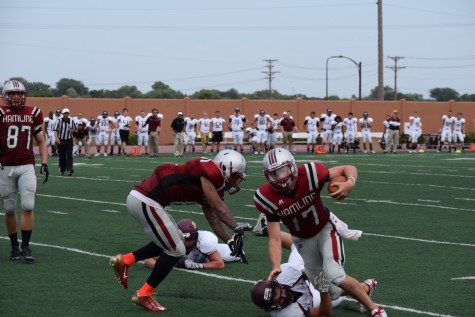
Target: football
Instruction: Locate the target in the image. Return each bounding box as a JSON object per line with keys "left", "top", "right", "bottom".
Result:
{"left": 328, "top": 175, "right": 348, "bottom": 194}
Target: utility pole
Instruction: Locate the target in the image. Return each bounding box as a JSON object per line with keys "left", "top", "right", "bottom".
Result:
{"left": 262, "top": 59, "right": 279, "bottom": 98}
{"left": 377, "top": 0, "right": 384, "bottom": 100}
{"left": 386, "top": 56, "right": 406, "bottom": 100}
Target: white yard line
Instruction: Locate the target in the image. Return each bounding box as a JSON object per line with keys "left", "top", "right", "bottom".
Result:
{"left": 450, "top": 276, "right": 475, "bottom": 280}
{"left": 47, "top": 210, "right": 69, "bottom": 215}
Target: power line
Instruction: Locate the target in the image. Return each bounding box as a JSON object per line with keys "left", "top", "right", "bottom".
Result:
{"left": 386, "top": 56, "right": 406, "bottom": 100}
{"left": 262, "top": 59, "right": 279, "bottom": 98}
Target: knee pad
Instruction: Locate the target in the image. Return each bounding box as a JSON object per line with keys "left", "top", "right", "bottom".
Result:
{"left": 324, "top": 262, "right": 346, "bottom": 287}
{"left": 21, "top": 192, "right": 35, "bottom": 212}
{"left": 3, "top": 193, "right": 17, "bottom": 215}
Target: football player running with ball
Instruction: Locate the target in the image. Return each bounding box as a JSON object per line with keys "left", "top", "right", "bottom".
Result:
{"left": 254, "top": 148, "right": 387, "bottom": 317}
{"left": 110, "top": 150, "right": 250, "bottom": 312}
{"left": 0, "top": 80, "right": 49, "bottom": 262}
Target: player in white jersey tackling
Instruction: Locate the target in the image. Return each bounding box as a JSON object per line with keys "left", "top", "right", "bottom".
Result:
{"left": 304, "top": 112, "right": 319, "bottom": 154}
{"left": 408, "top": 112, "right": 422, "bottom": 153}
{"left": 229, "top": 108, "right": 246, "bottom": 154}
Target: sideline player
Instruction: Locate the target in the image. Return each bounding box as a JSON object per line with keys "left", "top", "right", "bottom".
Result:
{"left": 229, "top": 108, "right": 246, "bottom": 154}
{"left": 253, "top": 109, "right": 272, "bottom": 154}
{"left": 452, "top": 112, "right": 466, "bottom": 152}
{"left": 198, "top": 112, "right": 211, "bottom": 154}
{"left": 97, "top": 110, "right": 115, "bottom": 156}
{"left": 343, "top": 112, "right": 358, "bottom": 153}
{"left": 184, "top": 113, "right": 198, "bottom": 154}
{"left": 439, "top": 111, "right": 455, "bottom": 153}
{"left": 408, "top": 112, "right": 422, "bottom": 153}
{"left": 44, "top": 110, "right": 58, "bottom": 156}
{"left": 304, "top": 112, "right": 319, "bottom": 154}
{"left": 0, "top": 80, "right": 49, "bottom": 262}
{"left": 320, "top": 108, "right": 336, "bottom": 153}
{"left": 359, "top": 112, "right": 375, "bottom": 153}
{"left": 135, "top": 111, "right": 150, "bottom": 156}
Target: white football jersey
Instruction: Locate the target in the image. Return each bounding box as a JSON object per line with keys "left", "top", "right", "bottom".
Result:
{"left": 44, "top": 117, "right": 58, "bottom": 132}
{"left": 184, "top": 118, "right": 198, "bottom": 133}
{"left": 442, "top": 115, "right": 455, "bottom": 130}
{"left": 344, "top": 117, "right": 358, "bottom": 133}
{"left": 229, "top": 114, "right": 246, "bottom": 131}
{"left": 409, "top": 116, "right": 422, "bottom": 130}
{"left": 198, "top": 117, "right": 211, "bottom": 133}
{"left": 211, "top": 117, "right": 225, "bottom": 132}
{"left": 185, "top": 230, "right": 219, "bottom": 264}
{"left": 331, "top": 121, "right": 344, "bottom": 134}
{"left": 359, "top": 117, "right": 373, "bottom": 130}
{"left": 97, "top": 116, "right": 115, "bottom": 132}
{"left": 453, "top": 117, "right": 465, "bottom": 131}
{"left": 117, "top": 115, "right": 133, "bottom": 130}
{"left": 135, "top": 115, "right": 149, "bottom": 133}
{"left": 304, "top": 116, "right": 319, "bottom": 132}
{"left": 271, "top": 117, "right": 281, "bottom": 130}
{"left": 254, "top": 114, "right": 270, "bottom": 131}
{"left": 320, "top": 113, "right": 336, "bottom": 130}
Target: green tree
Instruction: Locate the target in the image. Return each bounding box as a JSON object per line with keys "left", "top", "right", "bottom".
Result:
{"left": 220, "top": 88, "right": 241, "bottom": 99}
{"left": 116, "top": 85, "right": 143, "bottom": 98}
{"left": 366, "top": 85, "right": 403, "bottom": 100}
{"left": 65, "top": 87, "right": 78, "bottom": 98}
{"left": 429, "top": 87, "right": 460, "bottom": 101}
{"left": 191, "top": 89, "right": 221, "bottom": 99}
{"left": 401, "top": 93, "right": 423, "bottom": 101}
{"left": 145, "top": 81, "right": 184, "bottom": 99}
{"left": 54, "top": 78, "right": 89, "bottom": 97}
{"left": 459, "top": 93, "right": 475, "bottom": 102}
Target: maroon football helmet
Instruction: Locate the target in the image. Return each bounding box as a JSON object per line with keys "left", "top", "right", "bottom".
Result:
{"left": 250, "top": 279, "right": 293, "bottom": 311}
{"left": 177, "top": 219, "right": 199, "bottom": 252}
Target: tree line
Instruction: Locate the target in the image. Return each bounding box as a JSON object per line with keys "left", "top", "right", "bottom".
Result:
{"left": 3, "top": 76, "right": 475, "bottom": 102}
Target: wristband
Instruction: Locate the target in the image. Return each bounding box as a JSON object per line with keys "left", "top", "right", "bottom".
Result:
{"left": 348, "top": 176, "right": 356, "bottom": 185}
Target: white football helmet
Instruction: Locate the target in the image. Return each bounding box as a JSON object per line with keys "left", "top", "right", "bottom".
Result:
{"left": 263, "top": 148, "right": 298, "bottom": 192}
{"left": 2, "top": 80, "right": 27, "bottom": 110}
{"left": 214, "top": 150, "right": 247, "bottom": 195}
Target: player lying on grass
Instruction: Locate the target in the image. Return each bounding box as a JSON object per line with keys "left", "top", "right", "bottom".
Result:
{"left": 253, "top": 208, "right": 380, "bottom": 316}
{"left": 144, "top": 218, "right": 242, "bottom": 270}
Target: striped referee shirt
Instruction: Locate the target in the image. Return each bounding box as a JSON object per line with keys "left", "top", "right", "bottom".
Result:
{"left": 55, "top": 117, "right": 77, "bottom": 140}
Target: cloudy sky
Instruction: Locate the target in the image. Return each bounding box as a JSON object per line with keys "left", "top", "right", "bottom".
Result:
{"left": 1, "top": 0, "right": 474, "bottom": 99}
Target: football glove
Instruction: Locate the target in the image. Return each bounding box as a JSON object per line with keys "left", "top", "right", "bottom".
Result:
{"left": 228, "top": 223, "right": 252, "bottom": 259}
{"left": 184, "top": 259, "right": 203, "bottom": 270}
{"left": 40, "top": 163, "right": 49, "bottom": 184}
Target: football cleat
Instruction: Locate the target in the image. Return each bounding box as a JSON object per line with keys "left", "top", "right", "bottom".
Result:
{"left": 360, "top": 278, "right": 378, "bottom": 313}
{"left": 252, "top": 213, "right": 268, "bottom": 237}
{"left": 110, "top": 254, "right": 129, "bottom": 289}
{"left": 10, "top": 246, "right": 21, "bottom": 261}
{"left": 21, "top": 246, "right": 35, "bottom": 262}
{"left": 371, "top": 306, "right": 387, "bottom": 317}
{"left": 132, "top": 291, "right": 167, "bottom": 311}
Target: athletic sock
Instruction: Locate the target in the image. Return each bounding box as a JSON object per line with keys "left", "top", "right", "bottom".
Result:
{"left": 122, "top": 253, "right": 136, "bottom": 266}
{"left": 9, "top": 232, "right": 19, "bottom": 248}
{"left": 146, "top": 253, "right": 181, "bottom": 288}
{"left": 138, "top": 282, "right": 155, "bottom": 296}
{"left": 21, "top": 230, "right": 32, "bottom": 247}
{"left": 132, "top": 242, "right": 163, "bottom": 261}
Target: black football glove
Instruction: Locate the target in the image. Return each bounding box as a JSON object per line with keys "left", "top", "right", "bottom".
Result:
{"left": 227, "top": 223, "right": 252, "bottom": 262}
{"left": 40, "top": 163, "right": 49, "bottom": 184}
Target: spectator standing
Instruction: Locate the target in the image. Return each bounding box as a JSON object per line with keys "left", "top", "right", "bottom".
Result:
{"left": 54, "top": 108, "right": 77, "bottom": 175}
{"left": 210, "top": 111, "right": 226, "bottom": 154}
{"left": 171, "top": 111, "right": 185, "bottom": 157}
{"left": 198, "top": 112, "right": 211, "bottom": 154}
{"left": 0, "top": 80, "right": 49, "bottom": 262}
{"left": 118, "top": 108, "right": 133, "bottom": 156}
{"left": 145, "top": 109, "right": 162, "bottom": 157}
{"left": 385, "top": 110, "right": 401, "bottom": 154}
{"left": 280, "top": 112, "right": 297, "bottom": 154}
{"left": 359, "top": 112, "right": 375, "bottom": 153}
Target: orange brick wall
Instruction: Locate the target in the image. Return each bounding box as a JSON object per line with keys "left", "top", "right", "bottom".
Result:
{"left": 25, "top": 97, "right": 475, "bottom": 144}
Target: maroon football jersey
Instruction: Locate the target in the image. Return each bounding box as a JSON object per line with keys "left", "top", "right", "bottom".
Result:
{"left": 254, "top": 162, "right": 330, "bottom": 238}
{"left": 0, "top": 105, "right": 44, "bottom": 166}
{"left": 134, "top": 157, "right": 225, "bottom": 206}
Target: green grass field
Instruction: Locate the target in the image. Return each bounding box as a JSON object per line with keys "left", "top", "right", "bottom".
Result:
{"left": 1, "top": 151, "right": 474, "bottom": 317}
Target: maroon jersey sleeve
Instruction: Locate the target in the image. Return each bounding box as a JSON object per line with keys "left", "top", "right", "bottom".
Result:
{"left": 0, "top": 106, "right": 43, "bottom": 166}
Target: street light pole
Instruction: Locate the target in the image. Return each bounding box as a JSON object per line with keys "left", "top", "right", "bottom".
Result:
{"left": 325, "top": 55, "right": 340, "bottom": 100}
{"left": 326, "top": 55, "right": 362, "bottom": 100}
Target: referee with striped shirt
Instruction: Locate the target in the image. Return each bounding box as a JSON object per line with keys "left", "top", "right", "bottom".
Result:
{"left": 54, "top": 108, "right": 77, "bottom": 176}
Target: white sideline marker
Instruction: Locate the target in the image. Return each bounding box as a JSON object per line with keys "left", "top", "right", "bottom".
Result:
{"left": 47, "top": 210, "right": 68, "bottom": 215}
{"left": 101, "top": 209, "right": 120, "bottom": 213}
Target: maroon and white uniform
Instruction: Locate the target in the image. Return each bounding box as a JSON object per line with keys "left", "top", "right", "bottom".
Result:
{"left": 254, "top": 162, "right": 347, "bottom": 299}
{"left": 0, "top": 105, "right": 44, "bottom": 166}
{"left": 127, "top": 158, "right": 225, "bottom": 257}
